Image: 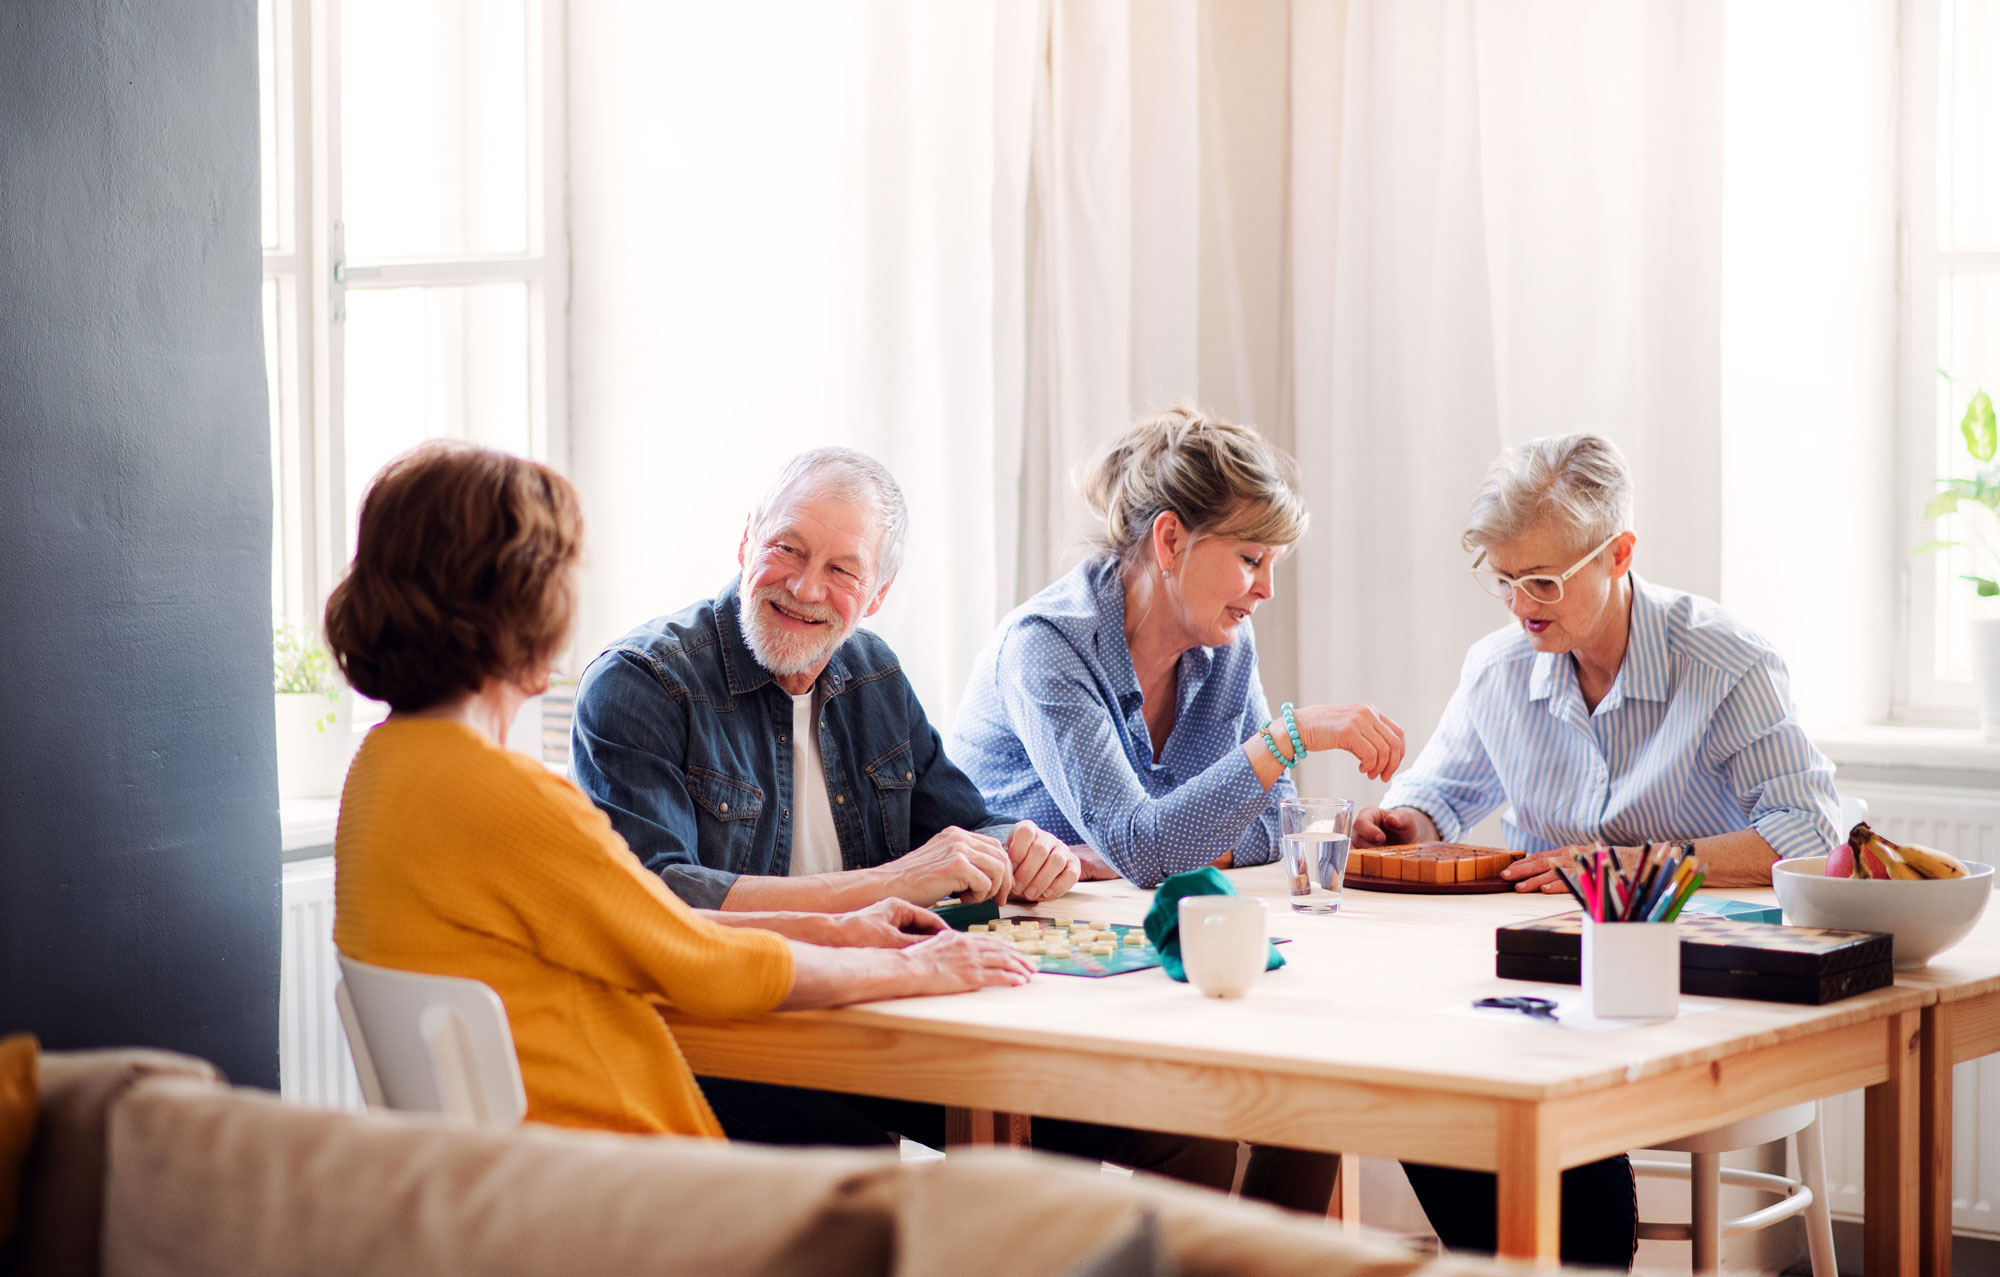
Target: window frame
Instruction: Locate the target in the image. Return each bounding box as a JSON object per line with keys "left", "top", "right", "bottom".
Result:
{"left": 263, "top": 0, "right": 569, "bottom": 629}
{"left": 1894, "top": 0, "right": 1996, "bottom": 723}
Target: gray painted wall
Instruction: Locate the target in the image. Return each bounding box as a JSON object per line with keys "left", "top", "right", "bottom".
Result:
{"left": 0, "top": 0, "right": 280, "bottom": 1088}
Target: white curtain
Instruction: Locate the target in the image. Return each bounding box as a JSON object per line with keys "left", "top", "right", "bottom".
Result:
{"left": 567, "top": 0, "right": 1890, "bottom": 757}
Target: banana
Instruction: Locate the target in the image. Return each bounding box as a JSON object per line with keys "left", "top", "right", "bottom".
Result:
{"left": 1896, "top": 841, "right": 1970, "bottom": 880}
{"left": 1847, "top": 822, "right": 1970, "bottom": 880}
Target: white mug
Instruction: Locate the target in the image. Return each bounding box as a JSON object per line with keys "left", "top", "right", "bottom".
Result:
{"left": 1178, "top": 895, "right": 1268, "bottom": 998}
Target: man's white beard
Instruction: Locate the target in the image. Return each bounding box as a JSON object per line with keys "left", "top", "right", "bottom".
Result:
{"left": 739, "top": 584, "right": 855, "bottom": 680}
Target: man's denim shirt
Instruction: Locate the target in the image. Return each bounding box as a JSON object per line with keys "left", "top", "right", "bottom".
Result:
{"left": 571, "top": 578, "right": 1010, "bottom": 908}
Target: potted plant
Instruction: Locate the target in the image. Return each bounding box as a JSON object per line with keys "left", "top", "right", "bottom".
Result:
{"left": 273, "top": 623, "right": 357, "bottom": 798}
{"left": 1914, "top": 380, "right": 2000, "bottom": 738}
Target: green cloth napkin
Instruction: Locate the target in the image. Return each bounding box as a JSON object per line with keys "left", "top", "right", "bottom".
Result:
{"left": 1143, "top": 866, "right": 1286, "bottom": 982}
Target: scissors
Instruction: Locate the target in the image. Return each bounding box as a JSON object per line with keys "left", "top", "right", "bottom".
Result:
{"left": 1473, "top": 995, "right": 1559, "bottom": 1023}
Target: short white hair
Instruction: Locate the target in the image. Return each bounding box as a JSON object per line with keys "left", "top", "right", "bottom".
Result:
{"left": 747, "top": 447, "right": 910, "bottom": 582}
{"left": 1462, "top": 433, "right": 1632, "bottom": 554}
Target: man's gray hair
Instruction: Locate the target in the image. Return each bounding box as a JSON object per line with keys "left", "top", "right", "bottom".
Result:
{"left": 1462, "top": 433, "right": 1632, "bottom": 554}
{"left": 748, "top": 447, "right": 911, "bottom": 582}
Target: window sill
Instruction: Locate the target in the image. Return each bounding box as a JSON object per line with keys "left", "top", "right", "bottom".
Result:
{"left": 280, "top": 796, "right": 338, "bottom": 863}
{"left": 1814, "top": 724, "right": 2000, "bottom": 788}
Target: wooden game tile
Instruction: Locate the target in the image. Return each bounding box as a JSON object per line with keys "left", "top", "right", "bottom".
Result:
{"left": 1353, "top": 849, "right": 1380, "bottom": 878}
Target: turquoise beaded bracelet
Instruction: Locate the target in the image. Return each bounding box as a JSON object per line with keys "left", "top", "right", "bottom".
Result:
{"left": 1262, "top": 702, "right": 1308, "bottom": 770}
{"left": 1280, "top": 702, "right": 1307, "bottom": 761}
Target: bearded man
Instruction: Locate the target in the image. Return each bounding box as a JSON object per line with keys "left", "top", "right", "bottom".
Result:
{"left": 571, "top": 449, "right": 1249, "bottom": 1192}
{"left": 573, "top": 447, "right": 1081, "bottom": 914}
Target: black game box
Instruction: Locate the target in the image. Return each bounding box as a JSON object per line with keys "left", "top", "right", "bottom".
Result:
{"left": 1495, "top": 911, "right": 1895, "bottom": 1005}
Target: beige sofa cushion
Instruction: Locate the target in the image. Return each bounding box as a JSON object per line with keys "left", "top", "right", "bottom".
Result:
{"left": 897, "top": 1148, "right": 1530, "bottom": 1277}
{"left": 5, "top": 1048, "right": 220, "bottom": 1277}
{"left": 103, "top": 1079, "right": 903, "bottom": 1277}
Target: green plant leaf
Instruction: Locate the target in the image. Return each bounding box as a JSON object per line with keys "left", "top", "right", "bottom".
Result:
{"left": 1912, "top": 538, "right": 1961, "bottom": 556}
{"left": 1963, "top": 390, "right": 1997, "bottom": 464}
{"left": 1961, "top": 574, "right": 2000, "bottom": 598}
{"left": 1923, "top": 491, "right": 1964, "bottom": 520}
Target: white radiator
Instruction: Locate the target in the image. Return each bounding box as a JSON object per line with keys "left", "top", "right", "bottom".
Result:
{"left": 279, "top": 857, "right": 364, "bottom": 1110}
{"left": 1819, "top": 782, "right": 2000, "bottom": 1238}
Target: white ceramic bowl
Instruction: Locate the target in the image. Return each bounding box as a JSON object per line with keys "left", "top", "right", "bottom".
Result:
{"left": 1772, "top": 857, "right": 1994, "bottom": 968}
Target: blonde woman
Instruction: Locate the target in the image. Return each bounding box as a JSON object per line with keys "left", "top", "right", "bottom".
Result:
{"left": 951, "top": 403, "right": 1401, "bottom": 1211}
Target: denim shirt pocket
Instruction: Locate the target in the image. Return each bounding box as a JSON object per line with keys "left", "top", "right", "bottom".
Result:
{"left": 864, "top": 740, "right": 916, "bottom": 857}
{"left": 685, "top": 766, "right": 765, "bottom": 874}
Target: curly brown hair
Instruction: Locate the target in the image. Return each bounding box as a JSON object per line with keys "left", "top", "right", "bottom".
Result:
{"left": 324, "top": 441, "right": 583, "bottom": 712}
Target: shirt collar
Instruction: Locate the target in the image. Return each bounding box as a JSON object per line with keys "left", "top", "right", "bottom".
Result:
{"left": 1618, "top": 573, "right": 1672, "bottom": 702}
{"left": 1087, "top": 557, "right": 1217, "bottom": 710}
{"left": 714, "top": 576, "right": 851, "bottom": 699}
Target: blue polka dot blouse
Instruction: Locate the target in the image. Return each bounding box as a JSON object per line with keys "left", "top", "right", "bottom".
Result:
{"left": 950, "top": 556, "right": 1288, "bottom": 888}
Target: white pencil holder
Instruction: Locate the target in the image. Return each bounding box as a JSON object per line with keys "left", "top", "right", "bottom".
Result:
{"left": 1581, "top": 919, "right": 1679, "bottom": 1019}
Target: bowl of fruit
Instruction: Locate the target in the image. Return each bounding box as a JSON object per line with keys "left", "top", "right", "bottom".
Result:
{"left": 1773, "top": 824, "right": 1993, "bottom": 968}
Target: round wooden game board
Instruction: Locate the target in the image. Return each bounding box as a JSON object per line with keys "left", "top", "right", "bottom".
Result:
{"left": 1342, "top": 873, "right": 1518, "bottom": 895}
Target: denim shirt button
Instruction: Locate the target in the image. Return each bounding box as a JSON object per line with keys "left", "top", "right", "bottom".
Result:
{"left": 904, "top": 771, "right": 913, "bottom": 781}
{"left": 836, "top": 794, "right": 845, "bottom": 805}
{"left": 719, "top": 802, "right": 728, "bottom": 814}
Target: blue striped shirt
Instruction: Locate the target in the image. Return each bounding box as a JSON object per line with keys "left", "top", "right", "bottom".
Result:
{"left": 1380, "top": 575, "right": 1838, "bottom": 859}
{"left": 950, "top": 557, "right": 1288, "bottom": 888}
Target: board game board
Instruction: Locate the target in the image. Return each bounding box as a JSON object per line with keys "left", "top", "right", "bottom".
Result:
{"left": 934, "top": 903, "right": 1288, "bottom": 978}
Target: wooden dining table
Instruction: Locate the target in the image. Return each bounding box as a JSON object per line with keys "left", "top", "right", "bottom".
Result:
{"left": 666, "top": 864, "right": 1936, "bottom": 1270}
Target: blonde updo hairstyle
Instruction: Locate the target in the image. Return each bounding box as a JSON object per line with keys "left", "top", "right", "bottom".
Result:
{"left": 1078, "top": 403, "right": 1309, "bottom": 575}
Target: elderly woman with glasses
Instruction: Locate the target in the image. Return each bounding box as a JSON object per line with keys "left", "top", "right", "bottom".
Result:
{"left": 1357, "top": 432, "right": 1837, "bottom": 895}
{"left": 1357, "top": 433, "right": 1838, "bottom": 1269}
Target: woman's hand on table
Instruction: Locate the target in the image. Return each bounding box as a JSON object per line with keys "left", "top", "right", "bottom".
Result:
{"left": 896, "top": 930, "right": 1037, "bottom": 995}
{"left": 822, "top": 898, "right": 949, "bottom": 949}
{"left": 1353, "top": 805, "right": 1438, "bottom": 848}
{"left": 1293, "top": 703, "right": 1407, "bottom": 781}
{"left": 1504, "top": 844, "right": 1641, "bottom": 894}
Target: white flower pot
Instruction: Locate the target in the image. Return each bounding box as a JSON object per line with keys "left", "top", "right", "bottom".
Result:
{"left": 275, "top": 692, "right": 359, "bottom": 798}
{"left": 1974, "top": 618, "right": 2000, "bottom": 743}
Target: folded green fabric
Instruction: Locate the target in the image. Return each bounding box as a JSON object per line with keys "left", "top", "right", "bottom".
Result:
{"left": 1143, "top": 866, "right": 1285, "bottom": 982}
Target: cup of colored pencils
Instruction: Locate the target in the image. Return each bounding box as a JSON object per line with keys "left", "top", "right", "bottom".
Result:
{"left": 1565, "top": 843, "right": 1700, "bottom": 1019}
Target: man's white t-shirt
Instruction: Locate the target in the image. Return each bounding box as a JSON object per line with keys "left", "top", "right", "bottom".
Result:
{"left": 789, "top": 691, "right": 844, "bottom": 878}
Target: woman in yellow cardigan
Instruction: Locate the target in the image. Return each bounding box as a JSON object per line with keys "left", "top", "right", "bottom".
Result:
{"left": 326, "top": 441, "right": 1031, "bottom": 1138}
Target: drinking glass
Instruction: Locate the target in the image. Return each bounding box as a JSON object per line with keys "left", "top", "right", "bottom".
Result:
{"left": 1279, "top": 798, "right": 1354, "bottom": 914}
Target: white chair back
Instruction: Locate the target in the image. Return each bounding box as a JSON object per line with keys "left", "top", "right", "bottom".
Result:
{"left": 1836, "top": 794, "right": 1869, "bottom": 840}
{"left": 335, "top": 953, "right": 527, "bottom": 1130}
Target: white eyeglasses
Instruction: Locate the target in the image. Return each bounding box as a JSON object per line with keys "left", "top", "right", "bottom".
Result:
{"left": 1470, "top": 531, "right": 1623, "bottom": 605}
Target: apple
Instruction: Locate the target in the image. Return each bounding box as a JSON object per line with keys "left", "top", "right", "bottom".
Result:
{"left": 1825, "top": 843, "right": 1855, "bottom": 878}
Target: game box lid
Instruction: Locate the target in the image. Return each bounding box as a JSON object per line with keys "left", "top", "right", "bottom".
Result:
{"left": 1493, "top": 952, "right": 1894, "bottom": 1005}
{"left": 1496, "top": 910, "right": 1892, "bottom": 977}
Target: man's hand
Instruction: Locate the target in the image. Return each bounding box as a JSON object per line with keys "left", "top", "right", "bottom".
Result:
{"left": 1354, "top": 806, "right": 1435, "bottom": 848}
{"left": 1003, "top": 821, "right": 1082, "bottom": 902}
{"left": 821, "top": 898, "right": 949, "bottom": 948}
{"left": 878, "top": 827, "right": 1013, "bottom": 905}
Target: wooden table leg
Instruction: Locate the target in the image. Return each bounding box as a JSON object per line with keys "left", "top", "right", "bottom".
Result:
{"left": 1921, "top": 1003, "right": 1956, "bottom": 1277}
{"left": 1495, "top": 1104, "right": 1561, "bottom": 1267}
{"left": 1865, "top": 1008, "right": 1922, "bottom": 1276}
{"left": 944, "top": 1107, "right": 1031, "bottom": 1147}
{"left": 1327, "top": 1155, "right": 1361, "bottom": 1235}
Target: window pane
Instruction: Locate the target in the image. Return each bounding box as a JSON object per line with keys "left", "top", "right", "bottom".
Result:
{"left": 1943, "top": 0, "right": 2000, "bottom": 250}
{"left": 258, "top": 0, "right": 284, "bottom": 251}
{"left": 264, "top": 277, "right": 285, "bottom": 623}
{"left": 340, "top": 0, "right": 531, "bottom": 260}
{"left": 342, "top": 284, "right": 532, "bottom": 552}
{"left": 1933, "top": 271, "right": 2000, "bottom": 679}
